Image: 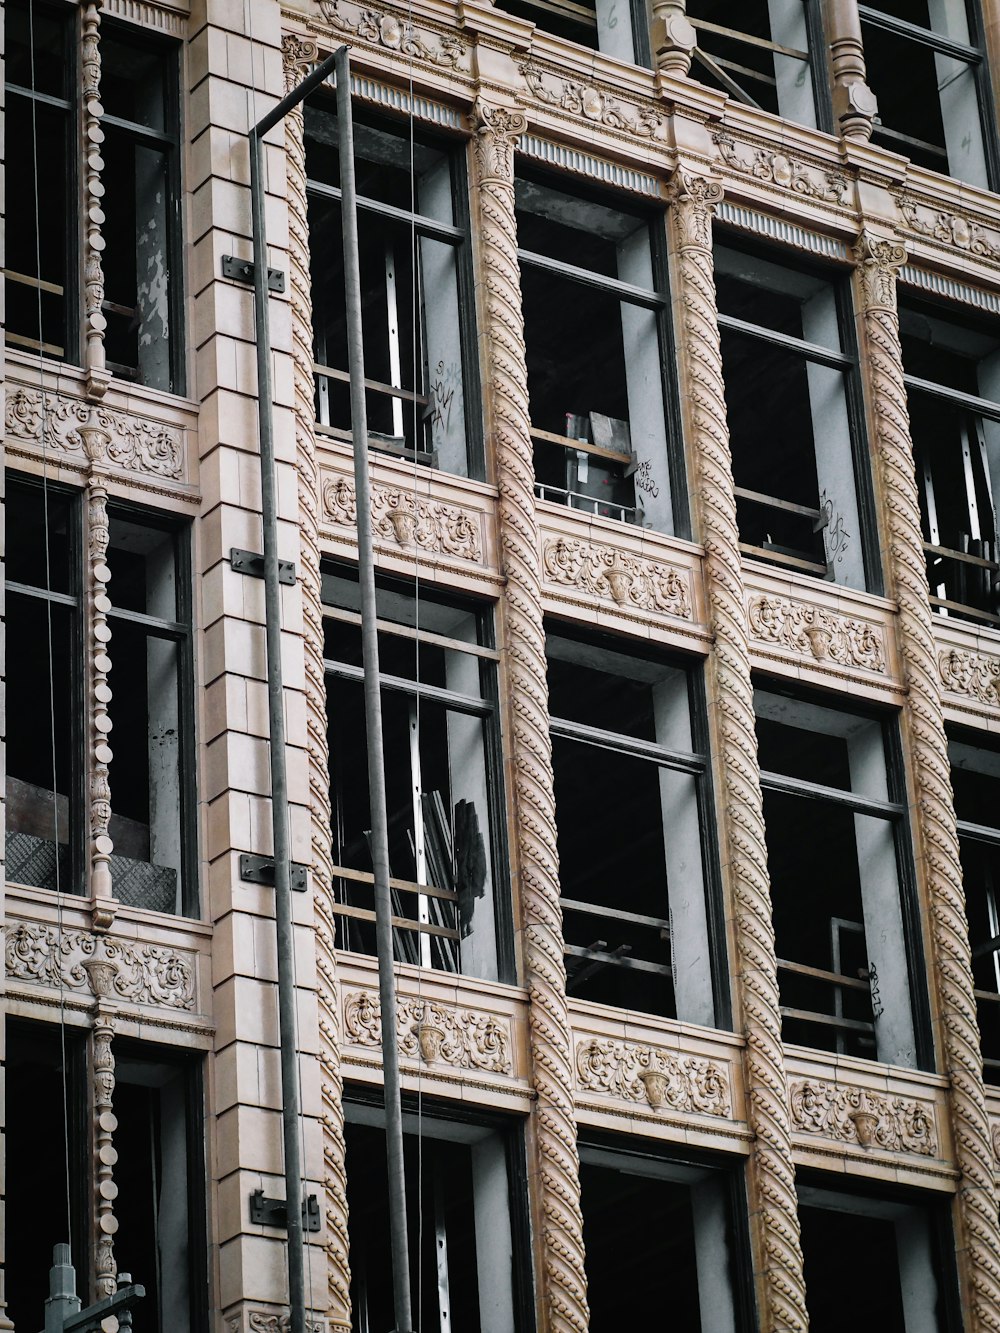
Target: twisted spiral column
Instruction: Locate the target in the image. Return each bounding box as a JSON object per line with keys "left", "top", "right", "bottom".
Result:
{"left": 854, "top": 230, "right": 1000, "bottom": 1333}
{"left": 470, "top": 100, "right": 589, "bottom": 1333}
{"left": 282, "top": 33, "right": 352, "bottom": 1329}
{"left": 667, "top": 168, "right": 808, "bottom": 1333}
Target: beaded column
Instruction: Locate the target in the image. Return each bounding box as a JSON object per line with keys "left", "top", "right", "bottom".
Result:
{"left": 81, "top": 0, "right": 110, "bottom": 401}
{"left": 667, "top": 167, "right": 808, "bottom": 1333}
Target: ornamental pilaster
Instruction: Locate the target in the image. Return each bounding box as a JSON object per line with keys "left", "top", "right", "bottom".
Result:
{"left": 81, "top": 0, "right": 110, "bottom": 401}
{"left": 281, "top": 32, "right": 352, "bottom": 1331}
{"left": 666, "top": 166, "right": 808, "bottom": 1333}
{"left": 85, "top": 953, "right": 121, "bottom": 1303}
{"left": 854, "top": 228, "right": 1000, "bottom": 1333}
{"left": 470, "top": 98, "right": 589, "bottom": 1333}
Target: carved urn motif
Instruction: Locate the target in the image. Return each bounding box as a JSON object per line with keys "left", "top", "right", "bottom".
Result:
{"left": 83, "top": 957, "right": 119, "bottom": 1000}
{"left": 638, "top": 1068, "right": 669, "bottom": 1109}
{"left": 387, "top": 507, "right": 416, "bottom": 546}
{"left": 417, "top": 1018, "right": 445, "bottom": 1064}
{"left": 605, "top": 556, "right": 634, "bottom": 606}
{"left": 849, "top": 1092, "right": 878, "bottom": 1147}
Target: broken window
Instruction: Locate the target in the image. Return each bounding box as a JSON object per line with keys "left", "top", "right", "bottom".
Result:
{"left": 5, "top": 0, "right": 75, "bottom": 359}
{"left": 99, "top": 25, "right": 182, "bottom": 392}
{"left": 687, "top": 0, "right": 825, "bottom": 128}
{"left": 493, "top": 0, "right": 649, "bottom": 63}
{"left": 6, "top": 478, "right": 83, "bottom": 893}
{"left": 517, "top": 172, "right": 679, "bottom": 533}
{"left": 860, "top": 1, "right": 996, "bottom": 186}
{"left": 5, "top": 1023, "right": 207, "bottom": 1332}
{"left": 324, "top": 565, "right": 509, "bottom": 982}
{"left": 580, "top": 1139, "right": 748, "bottom": 1332}
{"left": 106, "top": 511, "right": 195, "bottom": 915}
{"left": 799, "top": 1180, "right": 954, "bottom": 1332}
{"left": 899, "top": 298, "right": 1000, "bottom": 626}
{"left": 306, "top": 101, "right": 479, "bottom": 478}
{"left": 547, "top": 628, "right": 722, "bottom": 1023}
{"left": 756, "top": 689, "right": 924, "bottom": 1067}
{"left": 716, "top": 241, "right": 872, "bottom": 589}
{"left": 949, "top": 732, "right": 1000, "bottom": 1086}
{"left": 345, "top": 1098, "right": 530, "bottom": 1333}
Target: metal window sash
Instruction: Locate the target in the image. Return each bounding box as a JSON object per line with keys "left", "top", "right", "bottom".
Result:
{"left": 323, "top": 604, "right": 501, "bottom": 661}
{"left": 325, "top": 658, "right": 492, "bottom": 715}
{"left": 100, "top": 111, "right": 175, "bottom": 147}
{"left": 106, "top": 604, "right": 188, "bottom": 638}
{"left": 958, "top": 818, "right": 1000, "bottom": 847}
{"left": 5, "top": 81, "right": 73, "bottom": 111}
{"left": 306, "top": 177, "right": 464, "bottom": 244}
{"left": 857, "top": 4, "right": 982, "bottom": 62}
{"left": 6, "top": 578, "right": 78, "bottom": 607}
{"left": 718, "top": 311, "right": 851, "bottom": 368}
{"left": 516, "top": 246, "right": 665, "bottom": 309}
{"left": 549, "top": 714, "right": 705, "bottom": 774}
{"left": 760, "top": 768, "right": 902, "bottom": 818}
{"left": 688, "top": 15, "right": 809, "bottom": 61}
{"left": 904, "top": 373, "right": 1000, "bottom": 425}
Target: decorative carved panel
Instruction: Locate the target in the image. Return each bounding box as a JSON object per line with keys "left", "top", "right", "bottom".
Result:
{"left": 322, "top": 474, "right": 483, "bottom": 562}
{"left": 519, "top": 62, "right": 668, "bottom": 140}
{"left": 542, "top": 535, "right": 692, "bottom": 619}
{"left": 575, "top": 1037, "right": 731, "bottom": 1117}
{"left": 789, "top": 1079, "right": 937, "bottom": 1156}
{"left": 714, "top": 133, "right": 849, "bottom": 205}
{"left": 342, "top": 989, "right": 513, "bottom": 1075}
{"left": 314, "top": 0, "right": 469, "bottom": 70}
{"left": 895, "top": 193, "right": 1000, "bottom": 264}
{"left": 938, "top": 646, "right": 1000, "bottom": 706}
{"left": 6, "top": 385, "right": 185, "bottom": 480}
{"left": 4, "top": 922, "right": 196, "bottom": 1010}
{"left": 748, "top": 594, "right": 887, "bottom": 673}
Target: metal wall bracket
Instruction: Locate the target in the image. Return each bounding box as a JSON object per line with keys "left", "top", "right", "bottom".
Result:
{"left": 229, "top": 547, "right": 296, "bottom": 586}
{"left": 222, "top": 254, "right": 286, "bottom": 293}
{"left": 240, "top": 853, "right": 308, "bottom": 893}
{"left": 249, "top": 1189, "right": 321, "bottom": 1232}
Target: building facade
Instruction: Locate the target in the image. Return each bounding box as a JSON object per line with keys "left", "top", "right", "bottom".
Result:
{"left": 4, "top": 0, "right": 1000, "bottom": 1328}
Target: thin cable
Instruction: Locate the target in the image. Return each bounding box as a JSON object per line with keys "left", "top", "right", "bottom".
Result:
{"left": 26, "top": 0, "right": 74, "bottom": 1257}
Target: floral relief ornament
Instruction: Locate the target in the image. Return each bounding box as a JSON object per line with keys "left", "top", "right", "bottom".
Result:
{"left": 519, "top": 62, "right": 667, "bottom": 140}
{"left": 4, "top": 922, "right": 196, "bottom": 1010}
{"left": 343, "top": 990, "right": 513, "bottom": 1074}
{"left": 575, "top": 1037, "right": 731, "bottom": 1116}
{"left": 474, "top": 101, "right": 527, "bottom": 184}
{"left": 542, "top": 536, "right": 691, "bottom": 618}
{"left": 895, "top": 193, "right": 1000, "bottom": 263}
{"left": 714, "top": 132, "right": 848, "bottom": 205}
{"left": 938, "top": 646, "right": 1000, "bottom": 706}
{"left": 316, "top": 0, "right": 467, "bottom": 67}
{"left": 748, "top": 594, "right": 886, "bottom": 672}
{"left": 789, "top": 1079, "right": 937, "bottom": 1155}
{"left": 322, "top": 475, "right": 482, "bottom": 560}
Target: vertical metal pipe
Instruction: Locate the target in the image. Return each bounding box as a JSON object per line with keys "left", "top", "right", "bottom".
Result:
{"left": 249, "top": 127, "right": 307, "bottom": 1333}
{"left": 335, "top": 45, "right": 415, "bottom": 1333}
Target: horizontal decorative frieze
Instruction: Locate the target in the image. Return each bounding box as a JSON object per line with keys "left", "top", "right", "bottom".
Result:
{"left": 542, "top": 535, "right": 692, "bottom": 619}
{"left": 715, "top": 200, "right": 850, "bottom": 260}
{"left": 343, "top": 989, "right": 513, "bottom": 1075}
{"left": 575, "top": 1036, "right": 731, "bottom": 1117}
{"left": 714, "top": 132, "right": 849, "bottom": 206}
{"left": 518, "top": 134, "right": 659, "bottom": 196}
{"left": 314, "top": 0, "right": 470, "bottom": 71}
{"left": 938, "top": 645, "right": 1000, "bottom": 706}
{"left": 748, "top": 594, "right": 887, "bottom": 673}
{"left": 895, "top": 192, "right": 1000, "bottom": 264}
{"left": 322, "top": 474, "right": 483, "bottom": 561}
{"left": 519, "top": 61, "right": 667, "bottom": 141}
{"left": 899, "top": 263, "right": 1000, "bottom": 317}
{"left": 4, "top": 921, "right": 196, "bottom": 1011}
{"left": 225, "top": 1311, "right": 326, "bottom": 1333}
{"left": 789, "top": 1078, "right": 937, "bottom": 1156}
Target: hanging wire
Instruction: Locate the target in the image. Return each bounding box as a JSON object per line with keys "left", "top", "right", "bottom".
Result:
{"left": 26, "top": 0, "right": 75, "bottom": 1259}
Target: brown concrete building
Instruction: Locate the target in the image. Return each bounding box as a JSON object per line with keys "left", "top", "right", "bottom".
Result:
{"left": 5, "top": 0, "right": 1000, "bottom": 1328}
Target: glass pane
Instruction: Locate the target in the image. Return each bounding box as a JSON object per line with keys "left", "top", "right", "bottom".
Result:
{"left": 688, "top": 0, "right": 817, "bottom": 126}
{"left": 547, "top": 636, "right": 691, "bottom": 745}
{"left": 100, "top": 30, "right": 170, "bottom": 132}
{"left": 800, "top": 1205, "right": 909, "bottom": 1333}
{"left": 108, "top": 515, "right": 179, "bottom": 619}
{"left": 7, "top": 479, "right": 74, "bottom": 593}
{"left": 6, "top": 0, "right": 71, "bottom": 98}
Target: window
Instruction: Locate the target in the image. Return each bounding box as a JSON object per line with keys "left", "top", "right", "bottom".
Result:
{"left": 860, "top": 1, "right": 996, "bottom": 187}
{"left": 517, "top": 172, "right": 680, "bottom": 534}
{"left": 898, "top": 298, "right": 1000, "bottom": 626}
{"left": 687, "top": 0, "right": 827, "bottom": 129}
{"left": 306, "top": 102, "right": 480, "bottom": 479}
{"left": 5, "top": 1022, "right": 208, "bottom": 1332}
{"left": 493, "top": 0, "right": 650, "bottom": 64}
{"left": 323, "top": 566, "right": 510, "bottom": 982}
{"left": 345, "top": 1097, "right": 533, "bottom": 1332}
{"left": 716, "top": 241, "right": 873, "bottom": 589}
{"left": 547, "top": 628, "right": 724, "bottom": 1024}
{"left": 755, "top": 689, "right": 925, "bottom": 1067}
{"left": 949, "top": 733, "right": 1000, "bottom": 1086}
{"left": 5, "top": 477, "right": 196, "bottom": 914}
{"left": 4, "top": 1, "right": 183, "bottom": 390}
{"left": 580, "top": 1139, "right": 750, "bottom": 1332}
{"left": 799, "top": 1180, "right": 956, "bottom": 1332}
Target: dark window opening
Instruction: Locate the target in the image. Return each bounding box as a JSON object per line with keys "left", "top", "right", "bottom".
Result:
{"left": 799, "top": 1180, "right": 953, "bottom": 1332}
{"left": 516, "top": 173, "right": 678, "bottom": 534}
{"left": 716, "top": 242, "right": 870, "bottom": 590}
{"left": 950, "top": 733, "right": 1000, "bottom": 1086}
{"left": 547, "top": 629, "right": 720, "bottom": 1024}
{"left": 492, "top": 0, "right": 648, "bottom": 65}
{"left": 899, "top": 299, "right": 1000, "bottom": 626}
{"left": 687, "top": 0, "right": 822, "bottom": 128}
{"left": 4, "top": 0, "right": 75, "bottom": 360}
{"left": 324, "top": 565, "right": 508, "bottom": 982}
{"left": 581, "top": 1141, "right": 748, "bottom": 1332}
{"left": 756, "top": 689, "right": 921, "bottom": 1067}
{"left": 860, "top": 1, "right": 995, "bottom": 187}
{"left": 345, "top": 1101, "right": 530, "bottom": 1333}
{"left": 99, "top": 26, "right": 182, "bottom": 393}
{"left": 306, "top": 101, "right": 479, "bottom": 479}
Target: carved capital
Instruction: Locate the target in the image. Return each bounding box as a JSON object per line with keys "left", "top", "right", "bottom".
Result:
{"left": 854, "top": 229, "right": 907, "bottom": 312}
{"left": 473, "top": 100, "right": 527, "bottom": 187}
{"left": 281, "top": 33, "right": 319, "bottom": 94}
{"left": 667, "top": 168, "right": 723, "bottom": 250}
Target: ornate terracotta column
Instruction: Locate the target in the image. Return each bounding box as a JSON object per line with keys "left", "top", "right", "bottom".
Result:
{"left": 666, "top": 168, "right": 808, "bottom": 1333}
{"left": 827, "top": 0, "right": 878, "bottom": 142}
{"left": 81, "top": 0, "right": 110, "bottom": 401}
{"left": 470, "top": 99, "right": 589, "bottom": 1333}
{"left": 854, "top": 230, "right": 1000, "bottom": 1333}
{"left": 281, "top": 33, "right": 352, "bottom": 1330}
